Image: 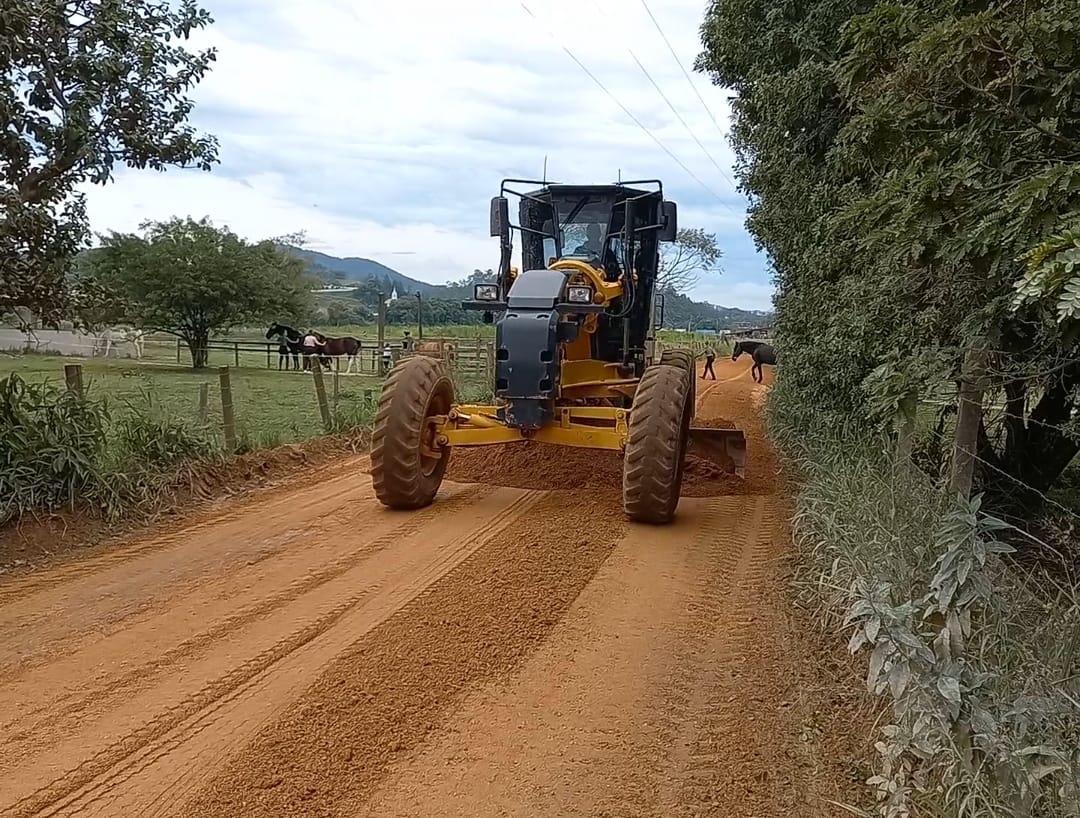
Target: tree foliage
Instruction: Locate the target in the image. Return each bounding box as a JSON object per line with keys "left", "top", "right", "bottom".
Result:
{"left": 85, "top": 217, "right": 312, "bottom": 368}
{"left": 0, "top": 0, "right": 219, "bottom": 320}
{"left": 659, "top": 227, "right": 723, "bottom": 292}
{"left": 697, "top": 0, "right": 1080, "bottom": 509}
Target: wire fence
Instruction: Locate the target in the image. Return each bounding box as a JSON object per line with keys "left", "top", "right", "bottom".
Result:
{"left": 895, "top": 344, "right": 1080, "bottom": 528}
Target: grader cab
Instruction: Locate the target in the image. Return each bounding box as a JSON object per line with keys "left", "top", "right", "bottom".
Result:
{"left": 370, "top": 179, "right": 746, "bottom": 524}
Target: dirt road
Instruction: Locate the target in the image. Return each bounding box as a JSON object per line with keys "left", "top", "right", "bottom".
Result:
{"left": 0, "top": 356, "right": 827, "bottom": 817}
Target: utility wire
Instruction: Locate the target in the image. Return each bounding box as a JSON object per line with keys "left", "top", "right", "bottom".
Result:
{"left": 638, "top": 0, "right": 729, "bottom": 143}
{"left": 519, "top": 1, "right": 730, "bottom": 207}
{"left": 582, "top": 0, "right": 740, "bottom": 214}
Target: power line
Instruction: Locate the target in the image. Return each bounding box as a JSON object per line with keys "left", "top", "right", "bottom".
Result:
{"left": 627, "top": 49, "right": 734, "bottom": 185}
{"left": 638, "top": 0, "right": 729, "bottom": 143}
{"left": 581, "top": 0, "right": 740, "bottom": 213}
{"left": 519, "top": 1, "right": 731, "bottom": 207}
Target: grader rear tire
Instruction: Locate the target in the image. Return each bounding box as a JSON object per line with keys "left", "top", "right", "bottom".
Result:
{"left": 371, "top": 355, "right": 454, "bottom": 510}
{"left": 660, "top": 348, "right": 696, "bottom": 409}
{"left": 623, "top": 363, "right": 691, "bottom": 524}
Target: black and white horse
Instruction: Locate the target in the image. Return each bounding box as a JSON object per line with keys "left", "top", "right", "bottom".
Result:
{"left": 266, "top": 322, "right": 304, "bottom": 370}
{"left": 731, "top": 339, "right": 776, "bottom": 384}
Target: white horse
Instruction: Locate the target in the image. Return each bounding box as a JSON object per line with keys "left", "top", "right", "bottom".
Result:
{"left": 92, "top": 326, "right": 145, "bottom": 359}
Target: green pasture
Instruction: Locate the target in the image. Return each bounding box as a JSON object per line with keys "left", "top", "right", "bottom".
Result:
{"left": 0, "top": 354, "right": 384, "bottom": 449}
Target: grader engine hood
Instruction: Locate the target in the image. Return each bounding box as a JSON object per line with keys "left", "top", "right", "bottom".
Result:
{"left": 494, "top": 268, "right": 577, "bottom": 430}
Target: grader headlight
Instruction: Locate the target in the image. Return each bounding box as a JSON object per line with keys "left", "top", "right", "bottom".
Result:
{"left": 474, "top": 283, "right": 499, "bottom": 302}
{"left": 566, "top": 285, "right": 593, "bottom": 304}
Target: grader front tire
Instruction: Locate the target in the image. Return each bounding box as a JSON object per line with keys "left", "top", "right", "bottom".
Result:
{"left": 623, "top": 364, "right": 691, "bottom": 525}
{"left": 371, "top": 355, "right": 454, "bottom": 510}
{"left": 660, "top": 347, "right": 696, "bottom": 409}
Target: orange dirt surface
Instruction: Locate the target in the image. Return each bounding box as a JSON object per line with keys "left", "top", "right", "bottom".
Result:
{"left": 0, "top": 354, "right": 864, "bottom": 818}
{"left": 447, "top": 356, "right": 773, "bottom": 498}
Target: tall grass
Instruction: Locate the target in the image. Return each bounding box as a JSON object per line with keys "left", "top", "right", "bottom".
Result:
{"left": 0, "top": 374, "right": 221, "bottom": 525}
{"left": 777, "top": 421, "right": 1080, "bottom": 817}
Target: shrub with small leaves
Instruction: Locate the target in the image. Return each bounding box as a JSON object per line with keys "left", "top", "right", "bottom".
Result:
{"left": 786, "top": 425, "right": 1079, "bottom": 818}
{"left": 1014, "top": 217, "right": 1080, "bottom": 324}
{"left": 0, "top": 374, "right": 114, "bottom": 523}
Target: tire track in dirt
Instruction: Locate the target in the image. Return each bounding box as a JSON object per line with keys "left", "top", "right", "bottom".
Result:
{"left": 2, "top": 484, "right": 482, "bottom": 748}
{"left": 0, "top": 455, "right": 374, "bottom": 608}
{"left": 0, "top": 468, "right": 384, "bottom": 677}
{"left": 2, "top": 352, "right": 829, "bottom": 818}
{"left": 653, "top": 496, "right": 765, "bottom": 812}
{"left": 178, "top": 489, "right": 628, "bottom": 818}
{"left": 348, "top": 495, "right": 774, "bottom": 817}
{"left": 2, "top": 486, "right": 543, "bottom": 818}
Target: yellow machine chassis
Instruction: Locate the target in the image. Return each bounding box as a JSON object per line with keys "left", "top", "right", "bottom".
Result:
{"left": 432, "top": 404, "right": 629, "bottom": 451}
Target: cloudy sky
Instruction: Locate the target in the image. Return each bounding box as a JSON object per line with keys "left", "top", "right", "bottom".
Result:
{"left": 77, "top": 0, "right": 773, "bottom": 311}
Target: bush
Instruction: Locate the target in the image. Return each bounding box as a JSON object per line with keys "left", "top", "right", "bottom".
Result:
{"left": 0, "top": 374, "right": 220, "bottom": 526}
{"left": 109, "top": 389, "right": 219, "bottom": 472}
{"left": 0, "top": 374, "right": 114, "bottom": 524}
{"left": 782, "top": 426, "right": 1080, "bottom": 817}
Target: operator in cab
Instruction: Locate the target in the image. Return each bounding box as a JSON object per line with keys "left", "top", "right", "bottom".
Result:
{"left": 574, "top": 223, "right": 604, "bottom": 256}
{"left": 570, "top": 222, "right": 622, "bottom": 281}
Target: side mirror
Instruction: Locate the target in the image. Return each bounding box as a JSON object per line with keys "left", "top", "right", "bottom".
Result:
{"left": 660, "top": 200, "right": 678, "bottom": 242}
{"left": 490, "top": 196, "right": 510, "bottom": 238}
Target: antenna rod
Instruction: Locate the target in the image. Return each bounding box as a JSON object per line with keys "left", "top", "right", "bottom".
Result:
{"left": 543, "top": 155, "right": 548, "bottom": 184}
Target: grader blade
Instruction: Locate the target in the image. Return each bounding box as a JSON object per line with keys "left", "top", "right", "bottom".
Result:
{"left": 687, "top": 422, "right": 747, "bottom": 478}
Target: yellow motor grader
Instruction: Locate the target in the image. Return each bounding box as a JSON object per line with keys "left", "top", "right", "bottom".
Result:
{"left": 370, "top": 179, "right": 746, "bottom": 524}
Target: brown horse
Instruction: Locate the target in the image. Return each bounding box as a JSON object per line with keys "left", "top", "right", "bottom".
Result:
{"left": 311, "top": 331, "right": 362, "bottom": 373}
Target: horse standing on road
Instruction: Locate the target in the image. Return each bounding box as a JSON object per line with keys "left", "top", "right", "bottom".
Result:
{"left": 731, "top": 339, "right": 776, "bottom": 384}
{"left": 266, "top": 323, "right": 304, "bottom": 370}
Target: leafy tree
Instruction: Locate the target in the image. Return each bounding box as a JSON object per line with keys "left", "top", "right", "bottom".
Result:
{"left": 659, "top": 228, "right": 723, "bottom": 292}
{"left": 0, "top": 0, "right": 218, "bottom": 321}
{"left": 443, "top": 269, "right": 497, "bottom": 299}
{"left": 697, "top": 0, "right": 1080, "bottom": 511}
{"left": 325, "top": 301, "right": 372, "bottom": 326}
{"left": 86, "top": 217, "right": 313, "bottom": 368}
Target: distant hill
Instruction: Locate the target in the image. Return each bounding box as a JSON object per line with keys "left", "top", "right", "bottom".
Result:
{"left": 657, "top": 288, "right": 772, "bottom": 331}
{"left": 283, "top": 247, "right": 447, "bottom": 298}
{"left": 287, "top": 247, "right": 772, "bottom": 329}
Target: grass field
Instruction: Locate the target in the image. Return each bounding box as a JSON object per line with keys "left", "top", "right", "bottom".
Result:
{"left": 1, "top": 325, "right": 731, "bottom": 450}
{"left": 0, "top": 353, "right": 386, "bottom": 449}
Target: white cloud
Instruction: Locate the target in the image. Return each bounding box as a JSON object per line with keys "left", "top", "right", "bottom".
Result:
{"left": 78, "top": 0, "right": 771, "bottom": 309}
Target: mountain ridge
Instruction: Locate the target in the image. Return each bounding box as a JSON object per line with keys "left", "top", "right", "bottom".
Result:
{"left": 289, "top": 246, "right": 772, "bottom": 329}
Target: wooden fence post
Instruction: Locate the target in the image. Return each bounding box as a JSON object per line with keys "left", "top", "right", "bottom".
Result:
{"left": 949, "top": 344, "right": 989, "bottom": 499}
{"left": 332, "top": 361, "right": 340, "bottom": 409}
{"left": 176, "top": 338, "right": 182, "bottom": 365}
{"left": 197, "top": 383, "right": 209, "bottom": 423}
{"left": 266, "top": 343, "right": 272, "bottom": 369}
{"left": 312, "top": 364, "right": 333, "bottom": 431}
{"left": 63, "top": 364, "right": 84, "bottom": 399}
{"left": 234, "top": 342, "right": 240, "bottom": 368}
{"left": 218, "top": 366, "right": 237, "bottom": 453}
{"left": 376, "top": 295, "right": 386, "bottom": 375}
{"left": 895, "top": 392, "right": 918, "bottom": 473}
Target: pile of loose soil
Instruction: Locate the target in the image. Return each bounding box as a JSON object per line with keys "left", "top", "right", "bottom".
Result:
{"left": 446, "top": 441, "right": 746, "bottom": 497}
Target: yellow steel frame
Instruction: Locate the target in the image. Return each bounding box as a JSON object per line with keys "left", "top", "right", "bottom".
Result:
{"left": 430, "top": 259, "right": 637, "bottom": 451}
{"left": 433, "top": 404, "right": 629, "bottom": 451}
